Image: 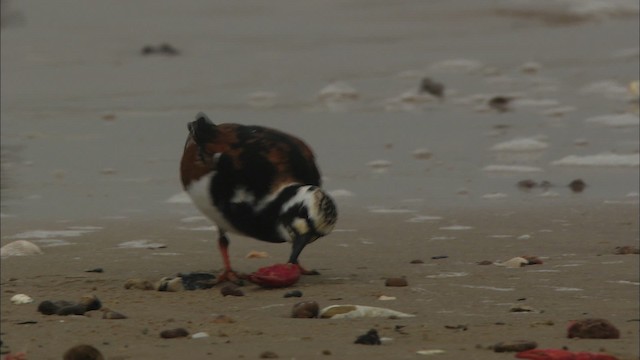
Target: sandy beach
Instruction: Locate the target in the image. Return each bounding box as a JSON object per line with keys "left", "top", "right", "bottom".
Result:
{"left": 1, "top": 1, "right": 639, "bottom": 359}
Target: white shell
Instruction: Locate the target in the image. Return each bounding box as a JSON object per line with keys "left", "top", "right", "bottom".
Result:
{"left": 11, "top": 294, "right": 34, "bottom": 304}
{"left": 1, "top": 240, "right": 43, "bottom": 257}
{"left": 319, "top": 305, "right": 415, "bottom": 319}
{"left": 191, "top": 332, "right": 210, "bottom": 339}
{"left": 496, "top": 257, "right": 529, "bottom": 268}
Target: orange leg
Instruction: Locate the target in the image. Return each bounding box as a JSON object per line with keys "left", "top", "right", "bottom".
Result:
{"left": 217, "top": 233, "right": 241, "bottom": 283}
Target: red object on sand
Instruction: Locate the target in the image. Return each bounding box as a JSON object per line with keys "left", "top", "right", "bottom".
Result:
{"left": 247, "top": 263, "right": 301, "bottom": 288}
{"left": 516, "top": 349, "right": 618, "bottom": 360}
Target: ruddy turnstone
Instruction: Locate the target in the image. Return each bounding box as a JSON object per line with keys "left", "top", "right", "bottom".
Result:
{"left": 180, "top": 113, "right": 337, "bottom": 282}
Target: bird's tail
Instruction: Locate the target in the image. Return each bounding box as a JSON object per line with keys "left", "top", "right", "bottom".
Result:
{"left": 188, "top": 112, "right": 217, "bottom": 146}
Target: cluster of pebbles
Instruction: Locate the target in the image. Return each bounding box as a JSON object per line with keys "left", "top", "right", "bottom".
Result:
{"left": 36, "top": 294, "right": 126, "bottom": 320}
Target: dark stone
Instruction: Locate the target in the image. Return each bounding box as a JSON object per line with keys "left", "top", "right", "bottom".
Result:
{"left": 354, "top": 329, "right": 381, "bottom": 345}
{"left": 284, "top": 290, "right": 303, "bottom": 298}
{"left": 179, "top": 272, "right": 217, "bottom": 290}
{"left": 160, "top": 328, "right": 189, "bottom": 339}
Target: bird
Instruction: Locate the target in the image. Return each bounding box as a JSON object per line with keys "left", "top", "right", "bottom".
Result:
{"left": 180, "top": 112, "right": 338, "bottom": 283}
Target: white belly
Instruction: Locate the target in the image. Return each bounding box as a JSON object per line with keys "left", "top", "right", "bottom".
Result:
{"left": 185, "top": 172, "right": 240, "bottom": 234}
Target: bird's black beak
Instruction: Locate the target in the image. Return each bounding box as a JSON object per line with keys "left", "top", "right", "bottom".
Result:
{"left": 288, "top": 233, "right": 314, "bottom": 265}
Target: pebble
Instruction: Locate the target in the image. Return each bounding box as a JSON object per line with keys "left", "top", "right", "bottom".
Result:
{"left": 84, "top": 268, "right": 104, "bottom": 273}
{"left": 412, "top": 148, "right": 432, "bottom": 160}
{"left": 38, "top": 295, "right": 101, "bottom": 316}
{"left": 141, "top": 43, "right": 180, "bottom": 56}
{"left": 220, "top": 285, "right": 244, "bottom": 297}
{"left": 509, "top": 305, "right": 537, "bottom": 313}
{"left": 567, "top": 318, "right": 620, "bottom": 339}
{"left": 568, "top": 179, "right": 587, "bottom": 193}
{"left": 493, "top": 340, "right": 538, "bottom": 352}
{"left": 477, "top": 260, "right": 494, "bottom": 265}
{"left": 419, "top": 78, "right": 445, "bottom": 98}
{"left": 410, "top": 259, "right": 424, "bottom": 264}
{"left": 385, "top": 277, "right": 408, "bottom": 287}
{"left": 124, "top": 279, "right": 155, "bottom": 290}
{"left": 354, "top": 329, "right": 381, "bottom": 345}
{"left": 160, "top": 328, "right": 189, "bottom": 339}
{"left": 517, "top": 179, "right": 538, "bottom": 190}
{"left": 63, "top": 344, "right": 104, "bottom": 360}
{"left": 291, "top": 301, "right": 319, "bottom": 318}
{"left": 488, "top": 96, "right": 513, "bottom": 112}
{"left": 283, "top": 290, "right": 303, "bottom": 298}
{"left": 102, "top": 310, "right": 127, "bottom": 320}
{"left": 260, "top": 351, "right": 279, "bottom": 359}
{"left": 10, "top": 294, "right": 33, "bottom": 305}
{"left": 0, "top": 240, "right": 43, "bottom": 257}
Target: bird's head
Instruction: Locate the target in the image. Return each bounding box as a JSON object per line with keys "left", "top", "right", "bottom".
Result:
{"left": 278, "top": 185, "right": 337, "bottom": 264}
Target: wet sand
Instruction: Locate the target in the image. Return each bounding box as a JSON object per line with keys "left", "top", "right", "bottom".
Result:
{"left": 1, "top": 202, "right": 639, "bottom": 359}
{"left": 1, "top": 0, "right": 639, "bottom": 359}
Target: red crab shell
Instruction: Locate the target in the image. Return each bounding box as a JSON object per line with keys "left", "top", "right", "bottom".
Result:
{"left": 247, "top": 263, "right": 301, "bottom": 288}
{"left": 516, "top": 349, "right": 618, "bottom": 360}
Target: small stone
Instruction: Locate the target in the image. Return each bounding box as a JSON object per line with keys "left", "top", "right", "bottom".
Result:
{"left": 63, "top": 344, "right": 104, "bottom": 360}
{"left": 488, "top": 96, "right": 513, "bottom": 112}
{"left": 517, "top": 179, "right": 538, "bottom": 190}
{"left": 220, "top": 285, "right": 244, "bottom": 297}
{"left": 385, "top": 277, "right": 408, "bottom": 287}
{"left": 322, "top": 350, "right": 332, "bottom": 355}
{"left": 477, "top": 260, "right": 494, "bottom": 265}
{"left": 102, "top": 310, "right": 127, "bottom": 320}
{"left": 57, "top": 304, "right": 90, "bottom": 316}
{"left": 410, "top": 259, "right": 424, "bottom": 264}
{"left": 291, "top": 301, "right": 319, "bottom": 318}
{"left": 568, "top": 179, "right": 587, "bottom": 193}
{"left": 431, "top": 255, "right": 448, "bottom": 260}
{"left": 284, "top": 290, "right": 303, "bottom": 298}
{"left": 78, "top": 295, "right": 102, "bottom": 311}
{"left": 37, "top": 301, "right": 60, "bottom": 315}
{"left": 84, "top": 268, "right": 104, "bottom": 273}
{"left": 509, "top": 305, "right": 537, "bottom": 313}
{"left": 260, "top": 351, "right": 279, "bottom": 359}
{"left": 493, "top": 340, "right": 538, "bottom": 352}
{"left": 354, "top": 329, "right": 381, "bottom": 345}
{"left": 160, "top": 328, "right": 189, "bottom": 339}
{"left": 567, "top": 318, "right": 620, "bottom": 339}
{"left": 419, "top": 78, "right": 445, "bottom": 98}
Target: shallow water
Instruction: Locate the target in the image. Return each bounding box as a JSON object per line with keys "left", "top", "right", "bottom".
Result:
{"left": 1, "top": 0, "right": 638, "bottom": 221}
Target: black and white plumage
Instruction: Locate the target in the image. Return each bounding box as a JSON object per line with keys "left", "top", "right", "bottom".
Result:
{"left": 180, "top": 113, "right": 337, "bottom": 282}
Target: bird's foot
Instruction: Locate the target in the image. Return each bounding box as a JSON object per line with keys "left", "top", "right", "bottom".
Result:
{"left": 216, "top": 270, "right": 245, "bottom": 285}
{"left": 292, "top": 263, "right": 320, "bottom": 276}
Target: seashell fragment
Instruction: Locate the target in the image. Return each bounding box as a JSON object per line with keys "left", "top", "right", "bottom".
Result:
{"left": 317, "top": 81, "right": 359, "bottom": 102}
{"left": 319, "top": 305, "right": 415, "bottom": 319}
{"left": 191, "top": 332, "right": 210, "bottom": 339}
{"left": 1, "top": 240, "right": 43, "bottom": 257}
{"left": 496, "top": 257, "right": 529, "bottom": 268}
{"left": 10, "top": 294, "right": 33, "bottom": 305}
{"left": 416, "top": 349, "right": 446, "bottom": 355}
{"left": 291, "top": 301, "right": 319, "bottom": 318}
{"left": 155, "top": 277, "right": 184, "bottom": 292}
